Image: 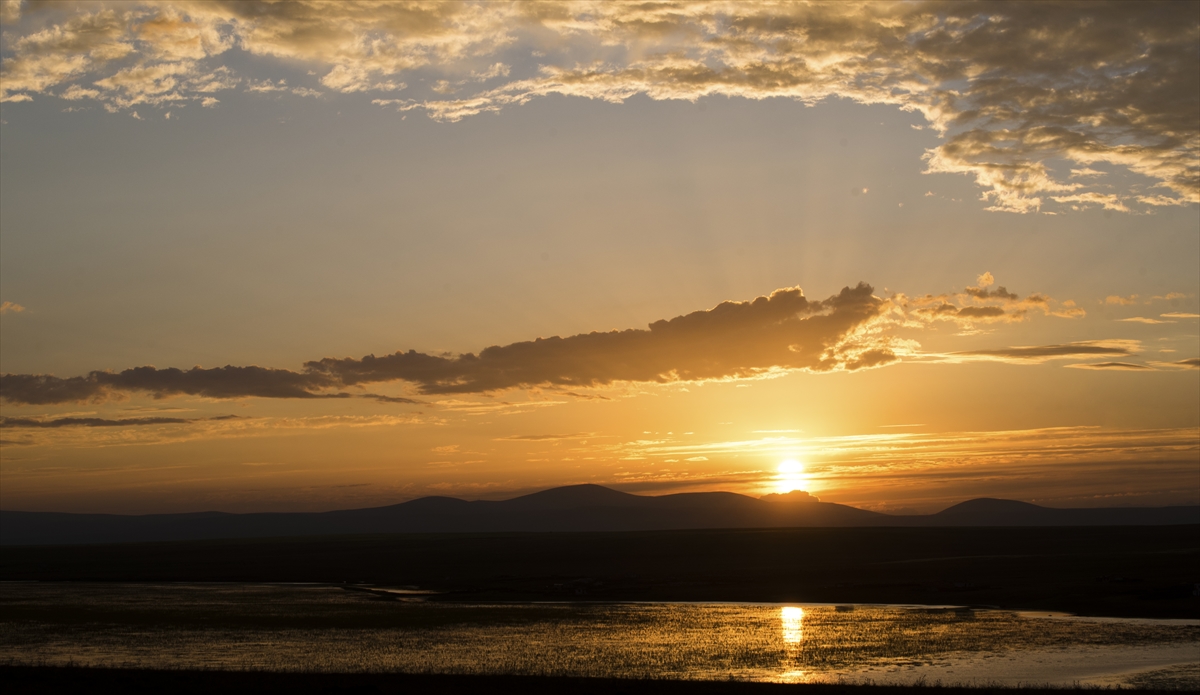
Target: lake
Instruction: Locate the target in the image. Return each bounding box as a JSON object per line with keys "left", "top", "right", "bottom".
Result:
{"left": 1, "top": 583, "right": 1196, "bottom": 688}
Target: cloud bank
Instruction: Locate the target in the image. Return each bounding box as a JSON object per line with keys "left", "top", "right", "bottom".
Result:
{"left": 4, "top": 283, "right": 893, "bottom": 404}
{"left": 2, "top": 1, "right": 1196, "bottom": 213}
{"left": 0, "top": 277, "right": 1123, "bottom": 407}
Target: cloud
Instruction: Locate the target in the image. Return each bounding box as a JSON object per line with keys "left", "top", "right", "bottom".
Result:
{"left": 1, "top": 283, "right": 891, "bottom": 404}
{"left": 0, "top": 366, "right": 339, "bottom": 405}
{"left": 0, "top": 415, "right": 240, "bottom": 428}
{"left": 0, "top": 276, "right": 1108, "bottom": 405}
{"left": 1105, "top": 295, "right": 1139, "bottom": 306}
{"left": 1118, "top": 317, "right": 1173, "bottom": 325}
{"left": 1064, "top": 362, "right": 1152, "bottom": 371}
{"left": 1150, "top": 357, "right": 1200, "bottom": 370}
{"left": 496, "top": 433, "right": 594, "bottom": 441}
{"left": 896, "top": 273, "right": 1084, "bottom": 326}
{"left": 1161, "top": 312, "right": 1200, "bottom": 319}
{"left": 1, "top": 0, "right": 21, "bottom": 24}
{"left": 948, "top": 340, "right": 1140, "bottom": 364}
{"left": 0, "top": 3, "right": 1194, "bottom": 212}
{"left": 359, "top": 394, "right": 420, "bottom": 404}
{"left": 0, "top": 301, "right": 26, "bottom": 314}
{"left": 304, "top": 283, "right": 891, "bottom": 394}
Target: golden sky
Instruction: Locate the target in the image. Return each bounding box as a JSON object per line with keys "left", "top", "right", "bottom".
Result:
{"left": 1, "top": 1, "right": 1197, "bottom": 514}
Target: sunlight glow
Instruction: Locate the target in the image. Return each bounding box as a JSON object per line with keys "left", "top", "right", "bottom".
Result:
{"left": 775, "top": 459, "right": 809, "bottom": 494}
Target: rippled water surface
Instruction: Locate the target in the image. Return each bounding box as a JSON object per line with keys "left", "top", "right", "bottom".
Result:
{"left": 2, "top": 583, "right": 1196, "bottom": 687}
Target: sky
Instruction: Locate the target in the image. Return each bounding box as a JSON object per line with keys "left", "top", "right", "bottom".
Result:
{"left": 1, "top": 0, "right": 1197, "bottom": 515}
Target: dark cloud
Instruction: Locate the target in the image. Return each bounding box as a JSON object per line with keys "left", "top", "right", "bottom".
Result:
{"left": 304, "top": 283, "right": 887, "bottom": 394}
{"left": 359, "top": 394, "right": 422, "bottom": 404}
{"left": 562, "top": 392, "right": 612, "bottom": 401}
{"left": 0, "top": 283, "right": 888, "bottom": 404}
{"left": 955, "top": 306, "right": 1009, "bottom": 319}
{"left": 965, "top": 286, "right": 1019, "bottom": 301}
{"left": 0, "top": 415, "right": 241, "bottom": 428}
{"left": 0, "top": 366, "right": 336, "bottom": 405}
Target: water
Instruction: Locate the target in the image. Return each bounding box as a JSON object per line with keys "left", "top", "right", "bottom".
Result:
{"left": 1, "top": 583, "right": 1196, "bottom": 688}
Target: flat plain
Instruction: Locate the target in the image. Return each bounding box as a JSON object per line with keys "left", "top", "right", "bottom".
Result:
{"left": 3, "top": 525, "right": 1197, "bottom": 618}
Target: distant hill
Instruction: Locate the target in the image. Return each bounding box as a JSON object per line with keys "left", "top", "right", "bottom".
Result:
{"left": 1, "top": 484, "right": 1196, "bottom": 546}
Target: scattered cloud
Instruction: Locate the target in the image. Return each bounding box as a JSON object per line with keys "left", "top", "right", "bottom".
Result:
{"left": 1161, "top": 312, "right": 1200, "bottom": 319}
{"left": 895, "top": 273, "right": 1085, "bottom": 327}
{"left": 1105, "top": 295, "right": 1139, "bottom": 306}
{"left": 1118, "top": 317, "right": 1173, "bottom": 325}
{"left": 0, "top": 301, "right": 26, "bottom": 314}
{"left": 0, "top": 3, "right": 1194, "bottom": 212}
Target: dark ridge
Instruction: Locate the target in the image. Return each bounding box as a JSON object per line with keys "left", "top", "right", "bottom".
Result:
{"left": 2, "top": 485, "right": 1196, "bottom": 546}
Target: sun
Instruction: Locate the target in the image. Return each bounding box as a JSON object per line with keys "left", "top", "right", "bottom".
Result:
{"left": 775, "top": 459, "right": 809, "bottom": 495}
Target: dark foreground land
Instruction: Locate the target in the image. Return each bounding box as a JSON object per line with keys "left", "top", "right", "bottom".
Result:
{"left": 0, "top": 667, "right": 1191, "bottom": 695}
{"left": 3, "top": 525, "right": 1197, "bottom": 618}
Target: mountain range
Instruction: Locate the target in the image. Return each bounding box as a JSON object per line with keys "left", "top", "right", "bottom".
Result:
{"left": 2, "top": 485, "right": 1196, "bottom": 546}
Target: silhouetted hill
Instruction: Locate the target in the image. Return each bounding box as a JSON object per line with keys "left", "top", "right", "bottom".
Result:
{"left": 924, "top": 497, "right": 1198, "bottom": 527}
{"left": 1, "top": 485, "right": 1195, "bottom": 545}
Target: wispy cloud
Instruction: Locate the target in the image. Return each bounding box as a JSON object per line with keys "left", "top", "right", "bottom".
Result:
{"left": 894, "top": 273, "right": 1085, "bottom": 328}
{"left": 496, "top": 433, "right": 596, "bottom": 442}
{"left": 1151, "top": 357, "right": 1200, "bottom": 370}
{"left": 0, "top": 414, "right": 241, "bottom": 428}
{"left": 1064, "top": 362, "right": 1152, "bottom": 371}
{"left": 2, "top": 2, "right": 1195, "bottom": 212}
{"left": 945, "top": 340, "right": 1140, "bottom": 364}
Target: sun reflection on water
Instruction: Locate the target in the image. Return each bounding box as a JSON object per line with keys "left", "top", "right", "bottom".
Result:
{"left": 780, "top": 606, "right": 807, "bottom": 683}
{"left": 2, "top": 584, "right": 1196, "bottom": 687}
{"left": 781, "top": 606, "right": 804, "bottom": 643}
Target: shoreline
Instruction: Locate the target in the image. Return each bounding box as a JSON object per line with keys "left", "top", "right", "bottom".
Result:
{"left": 5, "top": 527, "right": 1197, "bottom": 620}
{"left": 1, "top": 665, "right": 1194, "bottom": 694}
{"left": 7, "top": 579, "right": 1200, "bottom": 622}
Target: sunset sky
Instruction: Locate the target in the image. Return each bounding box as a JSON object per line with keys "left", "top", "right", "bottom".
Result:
{"left": 1, "top": 1, "right": 1197, "bottom": 515}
